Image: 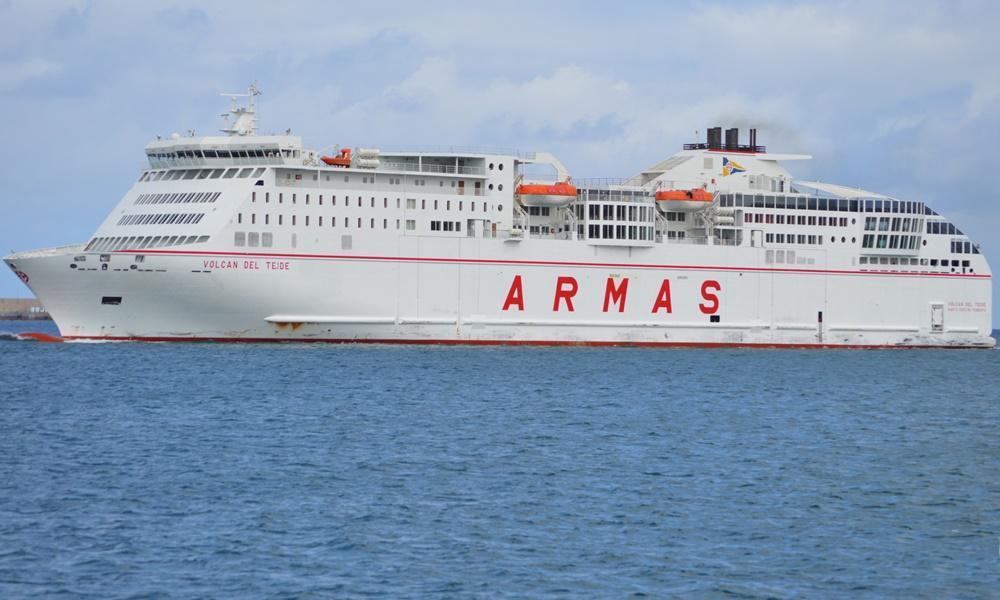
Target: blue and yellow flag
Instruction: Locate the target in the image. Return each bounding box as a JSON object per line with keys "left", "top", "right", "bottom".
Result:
{"left": 722, "top": 157, "right": 745, "bottom": 176}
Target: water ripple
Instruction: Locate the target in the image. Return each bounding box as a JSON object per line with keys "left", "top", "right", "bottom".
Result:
{"left": 0, "top": 322, "right": 997, "bottom": 597}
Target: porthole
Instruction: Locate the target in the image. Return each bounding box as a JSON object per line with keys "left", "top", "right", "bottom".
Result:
{"left": 922, "top": 240, "right": 927, "bottom": 246}
{"left": 498, "top": 184, "right": 503, "bottom": 191}
{"left": 841, "top": 237, "right": 846, "bottom": 243}
{"left": 489, "top": 162, "right": 494, "bottom": 170}
{"left": 488, "top": 183, "right": 494, "bottom": 190}
{"left": 498, "top": 163, "right": 504, "bottom": 171}
{"left": 851, "top": 218, "right": 856, "bottom": 224}
{"left": 851, "top": 237, "right": 856, "bottom": 243}
{"left": 830, "top": 236, "right": 835, "bottom": 243}
{"left": 498, "top": 204, "right": 503, "bottom": 212}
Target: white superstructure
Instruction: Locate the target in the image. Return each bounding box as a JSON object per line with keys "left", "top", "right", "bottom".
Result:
{"left": 5, "top": 87, "right": 994, "bottom": 347}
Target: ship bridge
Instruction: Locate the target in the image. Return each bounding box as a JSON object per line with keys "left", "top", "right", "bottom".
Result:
{"left": 144, "top": 84, "right": 310, "bottom": 169}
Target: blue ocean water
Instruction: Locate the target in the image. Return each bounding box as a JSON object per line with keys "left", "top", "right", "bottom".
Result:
{"left": 1, "top": 320, "right": 997, "bottom": 598}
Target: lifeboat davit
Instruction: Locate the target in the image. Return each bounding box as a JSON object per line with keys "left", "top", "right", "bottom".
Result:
{"left": 654, "top": 188, "right": 714, "bottom": 211}
{"left": 516, "top": 181, "right": 577, "bottom": 207}
{"left": 320, "top": 148, "right": 352, "bottom": 167}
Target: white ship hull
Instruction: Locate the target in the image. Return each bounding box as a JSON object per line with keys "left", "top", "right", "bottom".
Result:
{"left": 8, "top": 241, "right": 993, "bottom": 347}
{"left": 4, "top": 93, "right": 994, "bottom": 347}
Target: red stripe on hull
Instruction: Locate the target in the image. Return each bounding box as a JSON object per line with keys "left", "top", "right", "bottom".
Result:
{"left": 114, "top": 249, "right": 992, "bottom": 280}
{"left": 60, "top": 335, "right": 993, "bottom": 349}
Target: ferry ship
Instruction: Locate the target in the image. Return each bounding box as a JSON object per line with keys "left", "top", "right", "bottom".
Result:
{"left": 4, "top": 86, "right": 994, "bottom": 347}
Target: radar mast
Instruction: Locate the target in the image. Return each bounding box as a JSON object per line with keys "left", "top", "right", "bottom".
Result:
{"left": 219, "top": 83, "right": 260, "bottom": 136}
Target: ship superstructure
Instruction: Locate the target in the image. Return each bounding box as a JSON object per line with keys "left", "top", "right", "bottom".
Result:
{"left": 5, "top": 86, "right": 993, "bottom": 347}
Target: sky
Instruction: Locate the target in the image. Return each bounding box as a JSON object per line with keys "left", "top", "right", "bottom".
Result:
{"left": 0, "top": 0, "right": 997, "bottom": 324}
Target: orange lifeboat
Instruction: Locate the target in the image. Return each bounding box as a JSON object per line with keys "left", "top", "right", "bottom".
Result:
{"left": 516, "top": 181, "right": 577, "bottom": 207}
{"left": 320, "top": 148, "right": 352, "bottom": 167}
{"left": 654, "top": 188, "right": 714, "bottom": 211}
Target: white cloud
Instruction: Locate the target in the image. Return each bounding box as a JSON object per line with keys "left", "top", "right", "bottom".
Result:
{"left": 0, "top": 57, "right": 61, "bottom": 90}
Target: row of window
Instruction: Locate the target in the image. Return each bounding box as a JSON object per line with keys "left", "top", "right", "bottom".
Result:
{"left": 860, "top": 256, "right": 972, "bottom": 269}
{"left": 926, "top": 221, "right": 963, "bottom": 235}
{"left": 234, "top": 232, "right": 274, "bottom": 248}
{"left": 252, "top": 191, "right": 493, "bottom": 213}
{"left": 863, "top": 216, "right": 923, "bottom": 233}
{"left": 583, "top": 204, "right": 656, "bottom": 222}
{"left": 139, "top": 167, "right": 265, "bottom": 182}
{"left": 718, "top": 192, "right": 927, "bottom": 214}
{"left": 117, "top": 213, "right": 205, "bottom": 226}
{"left": 429, "top": 221, "right": 463, "bottom": 232}
{"left": 586, "top": 224, "right": 656, "bottom": 241}
{"left": 577, "top": 188, "right": 648, "bottom": 203}
{"left": 662, "top": 212, "right": 688, "bottom": 222}
{"left": 951, "top": 240, "right": 980, "bottom": 254}
{"left": 764, "top": 249, "right": 809, "bottom": 265}
{"left": 134, "top": 192, "right": 221, "bottom": 205}
{"left": 764, "top": 233, "right": 826, "bottom": 246}
{"left": 85, "top": 234, "right": 210, "bottom": 252}
{"left": 746, "top": 213, "right": 851, "bottom": 227}
{"left": 240, "top": 212, "right": 403, "bottom": 230}
{"left": 148, "top": 149, "right": 296, "bottom": 161}
{"left": 861, "top": 234, "right": 921, "bottom": 250}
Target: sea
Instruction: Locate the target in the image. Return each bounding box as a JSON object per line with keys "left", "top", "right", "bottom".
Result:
{"left": 1, "top": 320, "right": 997, "bottom": 598}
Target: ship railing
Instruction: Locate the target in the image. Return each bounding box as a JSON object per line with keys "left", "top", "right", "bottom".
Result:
{"left": 275, "top": 173, "right": 483, "bottom": 195}
{"left": 653, "top": 179, "right": 716, "bottom": 192}
{"left": 378, "top": 161, "right": 485, "bottom": 176}
{"left": 377, "top": 145, "right": 535, "bottom": 159}
{"left": 526, "top": 231, "right": 576, "bottom": 241}
{"left": 7, "top": 243, "right": 87, "bottom": 259}
{"left": 572, "top": 177, "right": 647, "bottom": 190}
{"left": 147, "top": 156, "right": 283, "bottom": 169}
{"left": 577, "top": 189, "right": 653, "bottom": 204}
{"left": 660, "top": 236, "right": 739, "bottom": 247}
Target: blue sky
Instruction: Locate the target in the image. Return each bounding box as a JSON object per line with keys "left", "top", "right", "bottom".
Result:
{"left": 1, "top": 0, "right": 998, "bottom": 323}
